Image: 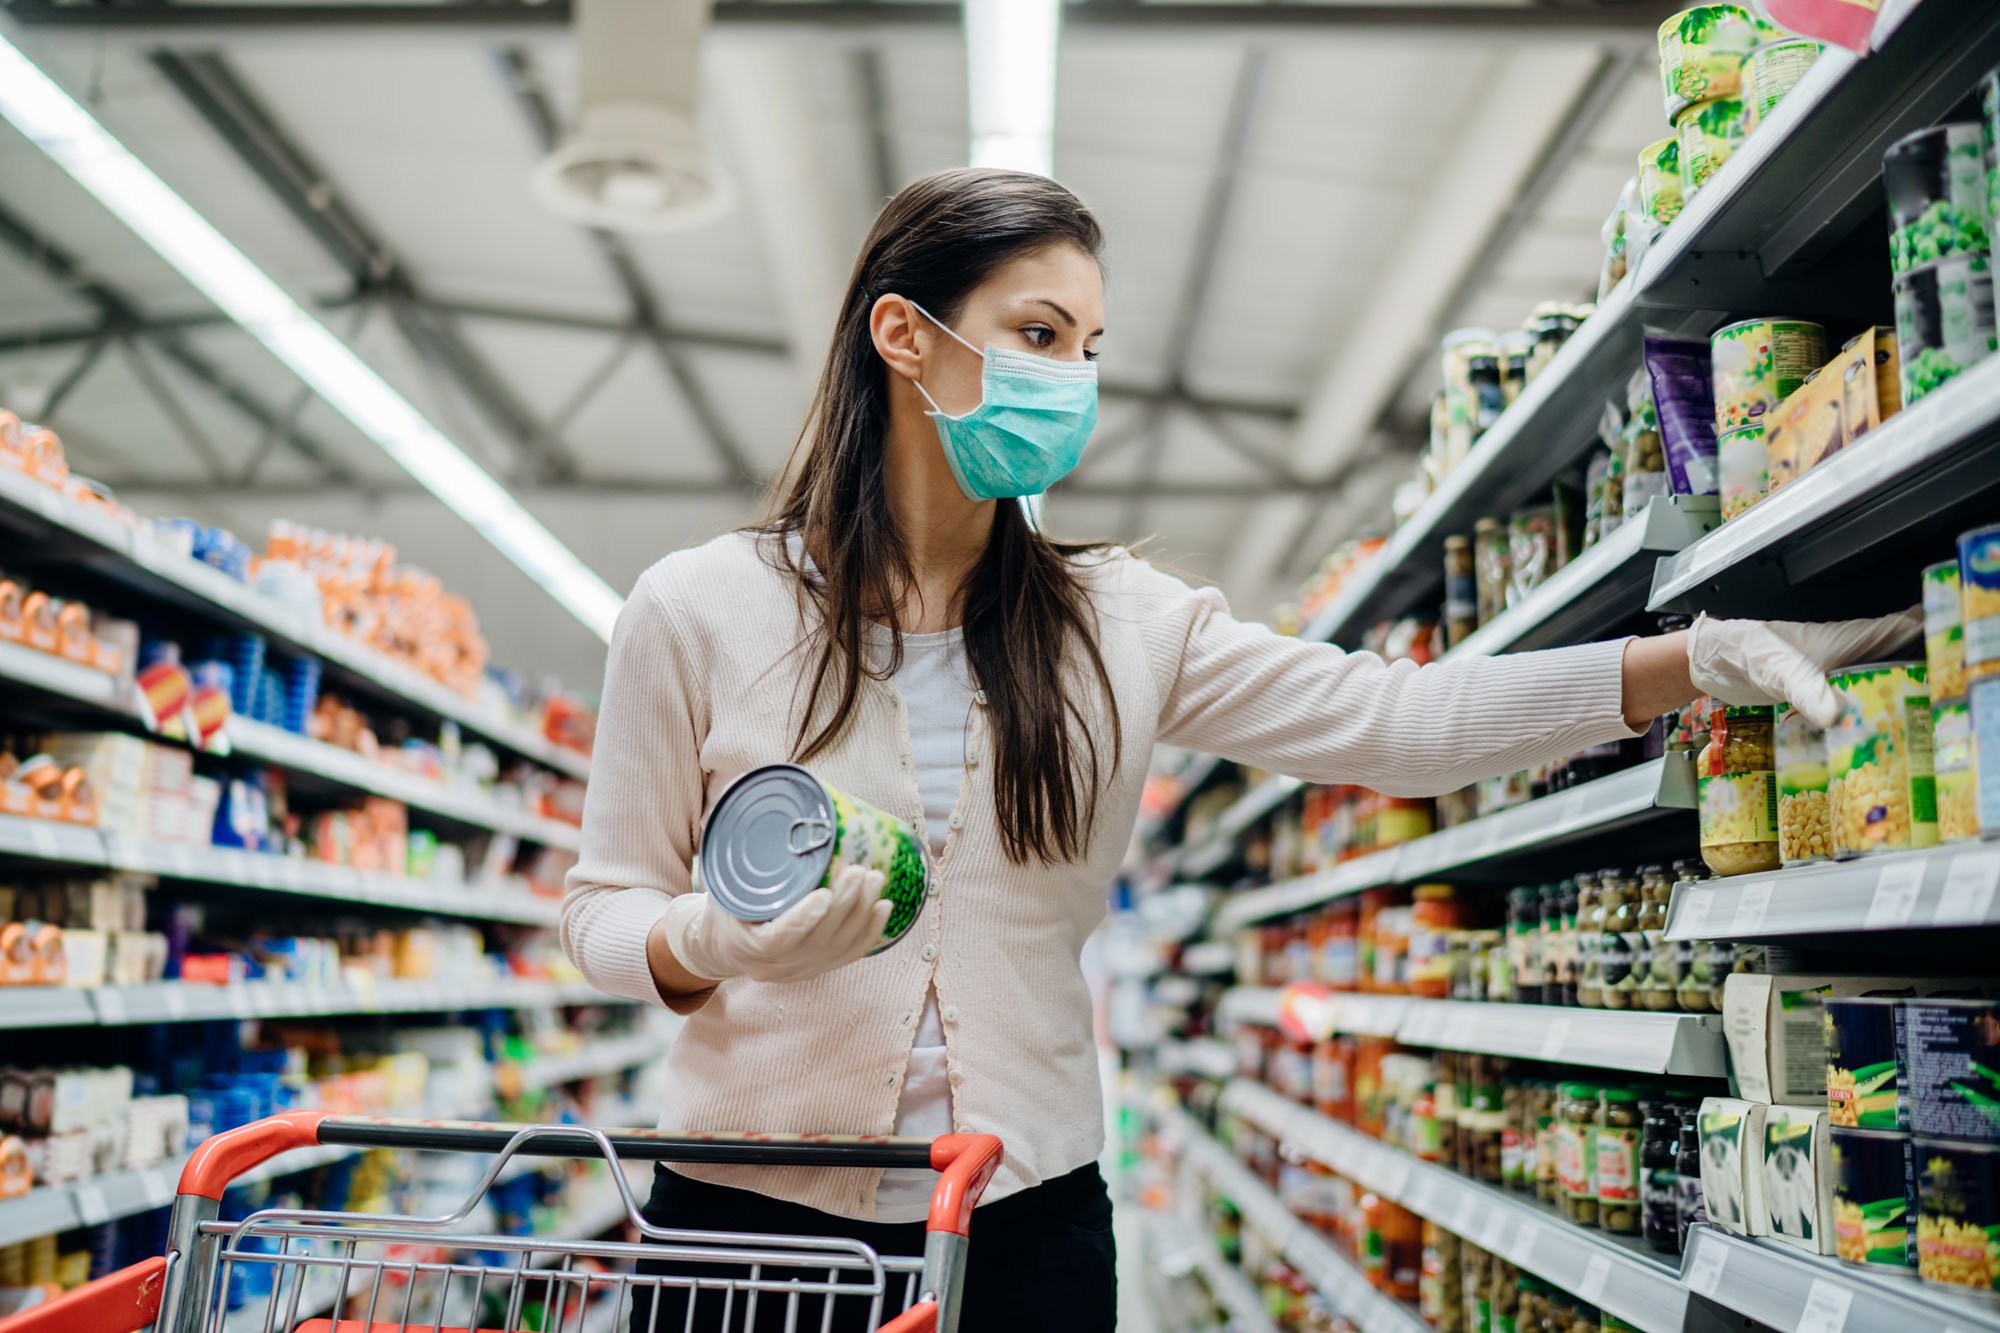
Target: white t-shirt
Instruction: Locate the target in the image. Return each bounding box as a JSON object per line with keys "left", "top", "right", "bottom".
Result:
{"left": 868, "top": 624, "right": 972, "bottom": 1222}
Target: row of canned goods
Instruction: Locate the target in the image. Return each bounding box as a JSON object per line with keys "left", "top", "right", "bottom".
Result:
{"left": 1697, "top": 521, "right": 2000, "bottom": 874}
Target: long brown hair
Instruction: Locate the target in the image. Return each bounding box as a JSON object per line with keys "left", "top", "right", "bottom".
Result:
{"left": 758, "top": 168, "right": 1121, "bottom": 865}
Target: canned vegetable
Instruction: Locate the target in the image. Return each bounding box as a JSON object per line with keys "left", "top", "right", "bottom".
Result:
{"left": 1976, "top": 675, "right": 2000, "bottom": 841}
{"left": 1711, "top": 318, "right": 1828, "bottom": 432}
{"left": 1743, "top": 39, "right": 1820, "bottom": 133}
{"left": 1657, "top": 7, "right": 1771, "bottom": 120}
{"left": 1904, "top": 999, "right": 2000, "bottom": 1142}
{"left": 1826, "top": 661, "right": 1938, "bottom": 857}
{"left": 1676, "top": 97, "right": 1745, "bottom": 196}
{"left": 1883, "top": 124, "right": 1991, "bottom": 279}
{"left": 1915, "top": 1137, "right": 2000, "bottom": 1293}
{"left": 1717, "top": 423, "right": 1769, "bottom": 521}
{"left": 1925, "top": 559, "right": 1968, "bottom": 700}
{"left": 699, "top": 763, "right": 928, "bottom": 954}
{"left": 1830, "top": 1126, "right": 1916, "bottom": 1273}
{"left": 1962, "top": 522, "right": 2000, "bottom": 671}
{"left": 1639, "top": 139, "right": 1683, "bottom": 229}
{"left": 1776, "top": 702, "right": 1831, "bottom": 866}
{"left": 1935, "top": 698, "right": 1976, "bottom": 844}
{"left": 1825, "top": 996, "right": 1903, "bottom": 1130}
{"left": 1893, "top": 253, "right": 1997, "bottom": 405}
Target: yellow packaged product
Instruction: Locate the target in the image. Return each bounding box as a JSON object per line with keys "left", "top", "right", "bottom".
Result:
{"left": 1961, "top": 523, "right": 2000, "bottom": 675}
{"left": 1764, "top": 328, "right": 1902, "bottom": 492}
{"left": 1775, "top": 703, "right": 1831, "bottom": 866}
{"left": 1923, "top": 560, "right": 1967, "bottom": 700}
{"left": 1934, "top": 698, "right": 1975, "bottom": 844}
{"left": 1699, "top": 704, "right": 1780, "bottom": 877}
{"left": 1826, "top": 661, "right": 1937, "bottom": 857}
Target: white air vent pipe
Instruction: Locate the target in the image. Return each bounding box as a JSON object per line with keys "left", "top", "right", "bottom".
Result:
{"left": 532, "top": 0, "right": 728, "bottom": 232}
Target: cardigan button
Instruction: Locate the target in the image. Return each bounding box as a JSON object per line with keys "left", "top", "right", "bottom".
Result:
{"left": 947, "top": 812, "right": 964, "bottom": 831}
{"left": 920, "top": 943, "right": 937, "bottom": 962}
{"left": 942, "top": 1005, "right": 959, "bottom": 1023}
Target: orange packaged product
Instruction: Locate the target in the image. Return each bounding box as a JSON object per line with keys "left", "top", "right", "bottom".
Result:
{"left": 18, "top": 591, "right": 57, "bottom": 653}
{"left": 1377, "top": 795, "right": 1435, "bottom": 847}
{"left": 53, "top": 601, "right": 94, "bottom": 665}
{"left": 1354, "top": 1034, "right": 1398, "bottom": 1138}
{"left": 1359, "top": 1192, "right": 1422, "bottom": 1300}
{"left": 58, "top": 767, "right": 95, "bottom": 825}
{"left": 1408, "top": 883, "right": 1467, "bottom": 999}
{"left": 1312, "top": 1036, "right": 1357, "bottom": 1123}
{"left": 10, "top": 756, "right": 65, "bottom": 820}
{"left": 0, "top": 579, "right": 22, "bottom": 642}
{"left": 22, "top": 427, "right": 66, "bottom": 488}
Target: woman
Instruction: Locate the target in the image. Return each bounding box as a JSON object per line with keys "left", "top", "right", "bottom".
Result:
{"left": 562, "top": 169, "right": 1914, "bottom": 1331}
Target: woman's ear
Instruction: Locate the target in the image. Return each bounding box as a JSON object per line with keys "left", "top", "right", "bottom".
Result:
{"left": 869, "top": 294, "right": 925, "bottom": 382}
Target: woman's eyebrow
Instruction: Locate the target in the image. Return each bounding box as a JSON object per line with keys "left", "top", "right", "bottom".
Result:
{"left": 1022, "top": 297, "right": 1104, "bottom": 337}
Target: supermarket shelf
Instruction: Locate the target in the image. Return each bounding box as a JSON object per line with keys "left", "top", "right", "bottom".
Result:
{"left": 1166, "top": 1105, "right": 1428, "bottom": 1333}
{"left": 1680, "top": 1226, "right": 2000, "bottom": 1333}
{"left": 508, "top": 1030, "right": 672, "bottom": 1094}
{"left": 1664, "top": 844, "right": 2000, "bottom": 941}
{"left": 1212, "top": 757, "right": 1696, "bottom": 929}
{"left": 1178, "top": 775, "right": 1303, "bottom": 880}
{"left": 1138, "top": 753, "right": 1224, "bottom": 851}
{"left": 1221, "top": 1079, "right": 1690, "bottom": 1333}
{"left": 1149, "top": 1210, "right": 1280, "bottom": 1333}
{"left": 1218, "top": 987, "right": 1725, "bottom": 1077}
{"left": 0, "top": 468, "right": 589, "bottom": 782}
{"left": 0, "top": 977, "right": 633, "bottom": 1030}
{"left": 1450, "top": 497, "right": 1716, "bottom": 660}
{"left": 0, "top": 637, "right": 125, "bottom": 710}
{"left": 1157, "top": 1038, "right": 1239, "bottom": 1082}
{"left": 0, "top": 813, "right": 562, "bottom": 927}
{"left": 1649, "top": 355, "right": 2000, "bottom": 617}
{"left": 229, "top": 719, "right": 581, "bottom": 851}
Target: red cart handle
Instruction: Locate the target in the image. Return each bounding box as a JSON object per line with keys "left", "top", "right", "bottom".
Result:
{"left": 926, "top": 1133, "right": 1004, "bottom": 1237}
{"left": 179, "top": 1109, "right": 327, "bottom": 1200}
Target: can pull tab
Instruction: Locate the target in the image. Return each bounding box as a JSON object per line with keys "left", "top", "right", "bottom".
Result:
{"left": 787, "top": 817, "right": 834, "bottom": 855}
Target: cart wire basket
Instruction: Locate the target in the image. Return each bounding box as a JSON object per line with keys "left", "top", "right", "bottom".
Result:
{"left": 2, "top": 1112, "right": 1003, "bottom": 1333}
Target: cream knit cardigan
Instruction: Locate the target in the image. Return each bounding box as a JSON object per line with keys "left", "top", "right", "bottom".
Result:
{"left": 562, "top": 531, "right": 1640, "bottom": 1219}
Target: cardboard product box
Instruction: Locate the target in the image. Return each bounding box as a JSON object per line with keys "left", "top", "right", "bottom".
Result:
{"left": 1724, "top": 974, "right": 1995, "bottom": 1105}
{"left": 1764, "top": 327, "right": 1901, "bottom": 491}
{"left": 1761, "top": 1104, "right": 1836, "bottom": 1253}
{"left": 1699, "top": 1096, "right": 1769, "bottom": 1236}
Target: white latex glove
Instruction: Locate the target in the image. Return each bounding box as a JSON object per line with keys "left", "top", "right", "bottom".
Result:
{"left": 1685, "top": 607, "right": 1923, "bottom": 729}
{"left": 661, "top": 865, "right": 892, "bottom": 984}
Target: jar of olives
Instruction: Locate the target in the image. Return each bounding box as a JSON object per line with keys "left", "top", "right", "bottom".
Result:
{"left": 1634, "top": 865, "right": 1679, "bottom": 1012}
{"left": 1574, "top": 872, "right": 1605, "bottom": 1008}
{"left": 1534, "top": 1083, "right": 1562, "bottom": 1204}
{"left": 1421, "top": 1220, "right": 1463, "bottom": 1333}
{"left": 1463, "top": 1064, "right": 1507, "bottom": 1184}
{"left": 1502, "top": 1083, "right": 1529, "bottom": 1191}
{"left": 1594, "top": 1087, "right": 1643, "bottom": 1234}
{"left": 1597, "top": 869, "right": 1640, "bottom": 1011}
{"left": 1698, "top": 704, "right": 1781, "bottom": 876}
{"left": 1558, "top": 1081, "right": 1601, "bottom": 1227}
{"left": 1516, "top": 1275, "right": 1547, "bottom": 1333}
{"left": 1491, "top": 1258, "right": 1520, "bottom": 1333}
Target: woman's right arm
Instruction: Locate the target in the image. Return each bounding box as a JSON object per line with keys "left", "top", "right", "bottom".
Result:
{"left": 561, "top": 571, "right": 716, "bottom": 1013}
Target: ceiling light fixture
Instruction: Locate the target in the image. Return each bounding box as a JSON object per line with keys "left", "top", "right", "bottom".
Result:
{"left": 0, "top": 31, "right": 623, "bottom": 641}
{"left": 964, "top": 0, "right": 1060, "bottom": 178}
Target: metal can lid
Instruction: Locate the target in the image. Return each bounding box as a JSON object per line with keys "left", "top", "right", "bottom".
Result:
{"left": 700, "top": 763, "right": 837, "bottom": 922}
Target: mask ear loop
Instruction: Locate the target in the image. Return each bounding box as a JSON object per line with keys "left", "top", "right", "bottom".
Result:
{"left": 905, "top": 299, "right": 987, "bottom": 422}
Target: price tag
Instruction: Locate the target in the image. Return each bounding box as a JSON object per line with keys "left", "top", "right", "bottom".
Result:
{"left": 1933, "top": 854, "right": 2000, "bottom": 926}
{"left": 1577, "top": 1254, "right": 1612, "bottom": 1305}
{"left": 1793, "top": 1278, "right": 1853, "bottom": 1333}
{"left": 95, "top": 988, "right": 128, "bottom": 1025}
{"left": 1683, "top": 1236, "right": 1727, "bottom": 1296}
{"left": 1731, "top": 881, "right": 1775, "bottom": 934}
{"left": 1513, "top": 1228, "right": 1538, "bottom": 1269}
{"left": 141, "top": 1168, "right": 173, "bottom": 1205}
{"left": 1561, "top": 791, "right": 1590, "bottom": 827}
{"left": 1478, "top": 1205, "right": 1511, "bottom": 1254}
{"left": 1539, "top": 1016, "right": 1575, "bottom": 1061}
{"left": 1379, "top": 1154, "right": 1412, "bottom": 1201}
{"left": 75, "top": 1184, "right": 112, "bottom": 1227}
{"left": 167, "top": 845, "right": 197, "bottom": 878}
{"left": 1864, "top": 859, "right": 1926, "bottom": 929}
{"left": 228, "top": 987, "right": 253, "bottom": 1018}
{"left": 1674, "top": 888, "right": 1714, "bottom": 939}
{"left": 1479, "top": 820, "right": 1510, "bottom": 859}
{"left": 31, "top": 823, "right": 60, "bottom": 858}
{"left": 163, "top": 987, "right": 188, "bottom": 1019}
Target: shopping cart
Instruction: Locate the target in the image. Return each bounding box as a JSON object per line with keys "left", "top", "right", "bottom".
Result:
{"left": 2, "top": 1112, "right": 1003, "bottom": 1333}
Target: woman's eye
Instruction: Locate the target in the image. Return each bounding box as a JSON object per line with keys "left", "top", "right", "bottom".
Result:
{"left": 1022, "top": 325, "right": 1053, "bottom": 348}
{"left": 1083, "top": 347, "right": 1100, "bottom": 362}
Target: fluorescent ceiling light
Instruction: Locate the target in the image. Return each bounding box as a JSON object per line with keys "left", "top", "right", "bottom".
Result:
{"left": 0, "top": 32, "right": 623, "bottom": 642}
{"left": 964, "top": 0, "right": 1060, "bottom": 178}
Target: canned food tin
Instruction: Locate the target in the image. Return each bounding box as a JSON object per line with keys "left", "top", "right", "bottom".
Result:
{"left": 1826, "top": 661, "right": 1937, "bottom": 857}
{"left": 1884, "top": 123, "right": 1991, "bottom": 279}
{"left": 699, "top": 763, "right": 928, "bottom": 953}
{"left": 1825, "top": 997, "right": 1903, "bottom": 1130}
{"left": 1639, "top": 139, "right": 1683, "bottom": 228}
{"left": 1926, "top": 559, "right": 1968, "bottom": 700}
{"left": 1776, "top": 702, "right": 1831, "bottom": 866}
{"left": 1915, "top": 1137, "right": 2000, "bottom": 1294}
{"left": 1975, "top": 674, "right": 2000, "bottom": 840}
{"left": 1677, "top": 97, "right": 1746, "bottom": 196}
{"left": 1962, "top": 522, "right": 2000, "bottom": 671}
{"left": 1830, "top": 1126, "right": 1916, "bottom": 1273}
{"left": 1717, "top": 423, "right": 1769, "bottom": 520}
{"left": 1893, "top": 253, "right": 1997, "bottom": 405}
{"left": 1711, "top": 318, "right": 1828, "bottom": 432}
{"left": 1903, "top": 1000, "right": 2000, "bottom": 1143}
{"left": 1983, "top": 70, "right": 2000, "bottom": 236}
{"left": 1658, "top": 7, "right": 1771, "bottom": 120}
{"left": 1936, "top": 698, "right": 1976, "bottom": 845}
{"left": 1743, "top": 39, "right": 1821, "bottom": 133}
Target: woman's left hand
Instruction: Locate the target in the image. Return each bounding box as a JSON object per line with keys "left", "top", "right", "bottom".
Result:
{"left": 1685, "top": 607, "right": 1924, "bottom": 729}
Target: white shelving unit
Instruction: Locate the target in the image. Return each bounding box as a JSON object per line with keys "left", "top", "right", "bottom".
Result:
{"left": 1664, "top": 844, "right": 2000, "bottom": 940}
{"left": 0, "top": 976, "right": 632, "bottom": 1031}
{"left": 1216, "top": 987, "right": 1726, "bottom": 1077}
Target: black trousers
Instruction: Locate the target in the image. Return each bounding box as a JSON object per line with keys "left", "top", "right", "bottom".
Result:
{"left": 627, "top": 1161, "right": 1116, "bottom": 1333}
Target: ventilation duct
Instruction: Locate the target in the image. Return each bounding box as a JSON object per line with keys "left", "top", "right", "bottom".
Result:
{"left": 532, "top": 0, "right": 728, "bottom": 232}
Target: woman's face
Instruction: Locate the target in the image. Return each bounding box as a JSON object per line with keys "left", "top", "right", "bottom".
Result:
{"left": 906, "top": 242, "right": 1104, "bottom": 416}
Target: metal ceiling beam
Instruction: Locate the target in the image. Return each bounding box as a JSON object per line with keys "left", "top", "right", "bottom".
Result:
{"left": 0, "top": 197, "right": 359, "bottom": 485}
{"left": 149, "top": 48, "right": 583, "bottom": 484}
{"left": 493, "top": 46, "right": 756, "bottom": 483}
{"left": 5, "top": 1, "right": 1680, "bottom": 39}
{"left": 36, "top": 332, "right": 112, "bottom": 422}
{"left": 1125, "top": 47, "right": 1268, "bottom": 542}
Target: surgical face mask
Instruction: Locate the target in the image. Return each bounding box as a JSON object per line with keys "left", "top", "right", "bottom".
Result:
{"left": 906, "top": 300, "right": 1098, "bottom": 502}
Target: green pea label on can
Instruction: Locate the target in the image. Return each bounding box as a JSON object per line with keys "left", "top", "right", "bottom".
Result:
{"left": 1711, "top": 318, "right": 1828, "bottom": 432}
{"left": 700, "top": 763, "right": 929, "bottom": 954}
{"left": 1658, "top": 6, "right": 1772, "bottom": 120}
{"left": 1826, "top": 661, "right": 1938, "bottom": 857}
{"left": 1676, "top": 97, "right": 1746, "bottom": 196}
{"left": 1743, "top": 39, "right": 1821, "bottom": 132}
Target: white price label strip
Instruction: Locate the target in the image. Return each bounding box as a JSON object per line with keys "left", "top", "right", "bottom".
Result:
{"left": 1731, "top": 880, "right": 1775, "bottom": 934}
{"left": 1478, "top": 1205, "right": 1511, "bottom": 1255}
{"left": 1933, "top": 854, "right": 2000, "bottom": 926}
{"left": 1674, "top": 888, "right": 1714, "bottom": 939}
{"left": 1864, "top": 859, "right": 1926, "bottom": 928}
{"left": 1683, "top": 1237, "right": 1727, "bottom": 1296}
{"left": 1577, "top": 1254, "right": 1612, "bottom": 1305}
{"left": 74, "top": 1184, "right": 112, "bottom": 1227}
{"left": 31, "top": 823, "right": 61, "bottom": 858}
{"left": 163, "top": 986, "right": 189, "bottom": 1019}
{"left": 141, "top": 1168, "right": 173, "bottom": 1205}
{"left": 1793, "top": 1278, "right": 1853, "bottom": 1333}
{"left": 96, "top": 988, "right": 128, "bottom": 1025}
{"left": 1539, "top": 1016, "right": 1575, "bottom": 1062}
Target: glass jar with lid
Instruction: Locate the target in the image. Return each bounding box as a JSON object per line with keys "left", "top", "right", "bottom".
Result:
{"left": 1491, "top": 1257, "right": 1520, "bottom": 1333}
{"left": 1574, "top": 871, "right": 1607, "bottom": 1008}
{"left": 1409, "top": 883, "right": 1464, "bottom": 999}
{"left": 1599, "top": 869, "right": 1642, "bottom": 1011}
{"left": 1634, "top": 864, "right": 1679, "bottom": 1012}
{"left": 1671, "top": 860, "right": 1720, "bottom": 1013}
{"left": 1508, "top": 885, "right": 1542, "bottom": 1005}
{"left": 1557, "top": 1081, "right": 1601, "bottom": 1226}
{"left": 1533, "top": 1082, "right": 1561, "bottom": 1204}
{"left": 1594, "top": 1086, "right": 1643, "bottom": 1234}
{"left": 1698, "top": 704, "right": 1781, "bottom": 876}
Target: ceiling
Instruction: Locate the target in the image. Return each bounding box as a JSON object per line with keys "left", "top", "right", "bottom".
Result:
{"left": 0, "top": 0, "right": 1677, "bottom": 690}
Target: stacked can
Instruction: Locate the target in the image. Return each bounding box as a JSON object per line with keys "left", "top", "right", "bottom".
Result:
{"left": 1823, "top": 661, "right": 1936, "bottom": 858}
{"left": 1964, "top": 522, "right": 2000, "bottom": 840}
{"left": 1925, "top": 559, "right": 1976, "bottom": 845}
{"left": 1709, "top": 317, "right": 1826, "bottom": 520}
{"left": 1885, "top": 123, "right": 1997, "bottom": 405}
{"left": 1741, "top": 37, "right": 1822, "bottom": 134}
{"left": 1658, "top": 7, "right": 1773, "bottom": 200}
